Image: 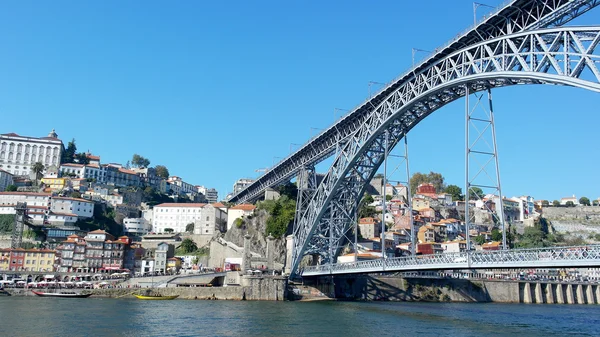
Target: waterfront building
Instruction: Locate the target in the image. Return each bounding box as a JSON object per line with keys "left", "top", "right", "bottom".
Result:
{"left": 167, "top": 257, "right": 182, "bottom": 273}
{"left": 0, "top": 130, "right": 64, "bottom": 177}
{"left": 0, "top": 168, "right": 13, "bottom": 192}
{"left": 0, "top": 248, "right": 56, "bottom": 272}
{"left": 56, "top": 230, "right": 127, "bottom": 273}
{"left": 154, "top": 242, "right": 174, "bottom": 273}
{"left": 226, "top": 204, "right": 255, "bottom": 230}
{"left": 441, "top": 240, "right": 467, "bottom": 253}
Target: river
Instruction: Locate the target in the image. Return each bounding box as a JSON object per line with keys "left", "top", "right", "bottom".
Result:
{"left": 1, "top": 297, "right": 599, "bottom": 336}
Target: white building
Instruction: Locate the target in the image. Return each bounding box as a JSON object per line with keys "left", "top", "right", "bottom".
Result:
{"left": 0, "top": 168, "right": 13, "bottom": 192}
{"left": 168, "top": 176, "right": 196, "bottom": 195}
{"left": 560, "top": 195, "right": 579, "bottom": 206}
{"left": 152, "top": 203, "right": 207, "bottom": 233}
{"left": 0, "top": 192, "right": 93, "bottom": 225}
{"left": 194, "top": 204, "right": 227, "bottom": 235}
{"left": 0, "top": 130, "right": 64, "bottom": 177}
{"left": 227, "top": 204, "right": 256, "bottom": 230}
{"left": 123, "top": 217, "right": 151, "bottom": 237}
{"left": 232, "top": 178, "right": 255, "bottom": 195}
{"left": 196, "top": 185, "right": 218, "bottom": 203}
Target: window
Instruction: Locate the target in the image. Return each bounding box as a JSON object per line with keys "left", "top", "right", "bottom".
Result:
{"left": 206, "top": 216, "right": 209, "bottom": 221}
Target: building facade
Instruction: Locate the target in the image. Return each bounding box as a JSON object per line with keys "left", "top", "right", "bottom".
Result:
{"left": 0, "top": 130, "right": 64, "bottom": 177}
{"left": 0, "top": 168, "right": 13, "bottom": 192}
{"left": 152, "top": 203, "right": 207, "bottom": 233}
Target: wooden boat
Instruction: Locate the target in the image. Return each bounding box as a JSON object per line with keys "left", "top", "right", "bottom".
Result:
{"left": 32, "top": 290, "right": 92, "bottom": 298}
{"left": 133, "top": 294, "right": 179, "bottom": 300}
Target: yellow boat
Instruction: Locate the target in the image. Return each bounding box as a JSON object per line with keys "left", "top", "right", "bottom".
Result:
{"left": 133, "top": 294, "right": 179, "bottom": 300}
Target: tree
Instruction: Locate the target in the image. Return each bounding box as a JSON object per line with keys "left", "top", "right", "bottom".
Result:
{"left": 363, "top": 193, "right": 374, "bottom": 204}
{"left": 541, "top": 200, "right": 549, "bottom": 207}
{"left": 185, "top": 222, "right": 195, "bottom": 233}
{"left": 491, "top": 228, "right": 503, "bottom": 242}
{"left": 410, "top": 171, "right": 445, "bottom": 195}
{"left": 31, "top": 162, "right": 45, "bottom": 186}
{"left": 468, "top": 187, "right": 484, "bottom": 200}
{"left": 566, "top": 201, "right": 575, "bottom": 207}
{"left": 277, "top": 182, "right": 298, "bottom": 200}
{"left": 579, "top": 197, "right": 590, "bottom": 206}
{"left": 62, "top": 138, "right": 77, "bottom": 164}
{"left": 5, "top": 185, "right": 17, "bottom": 192}
{"left": 474, "top": 235, "right": 486, "bottom": 245}
{"left": 155, "top": 165, "right": 170, "bottom": 179}
{"left": 593, "top": 200, "right": 599, "bottom": 207}
{"left": 179, "top": 238, "right": 198, "bottom": 253}
{"left": 552, "top": 200, "right": 560, "bottom": 207}
{"left": 164, "top": 228, "right": 174, "bottom": 233}
{"left": 445, "top": 185, "right": 463, "bottom": 201}
{"left": 75, "top": 153, "right": 89, "bottom": 165}
{"left": 132, "top": 154, "right": 151, "bottom": 168}
{"left": 386, "top": 195, "right": 393, "bottom": 201}
{"left": 70, "top": 191, "right": 82, "bottom": 199}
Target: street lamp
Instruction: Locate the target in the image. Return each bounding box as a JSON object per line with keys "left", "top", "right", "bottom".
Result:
{"left": 368, "top": 81, "right": 385, "bottom": 99}
{"left": 290, "top": 143, "right": 301, "bottom": 153}
{"left": 412, "top": 48, "right": 432, "bottom": 68}
{"left": 310, "top": 127, "right": 324, "bottom": 138}
{"left": 334, "top": 108, "right": 349, "bottom": 121}
{"left": 473, "top": 2, "right": 495, "bottom": 25}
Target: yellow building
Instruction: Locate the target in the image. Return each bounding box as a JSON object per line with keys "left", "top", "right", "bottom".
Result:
{"left": 41, "top": 177, "right": 69, "bottom": 191}
{"left": 0, "top": 249, "right": 10, "bottom": 270}
{"left": 20, "top": 249, "right": 56, "bottom": 272}
{"left": 167, "top": 257, "right": 182, "bottom": 272}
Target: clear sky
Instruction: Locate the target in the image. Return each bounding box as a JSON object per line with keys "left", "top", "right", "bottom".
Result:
{"left": 0, "top": 1, "right": 598, "bottom": 202}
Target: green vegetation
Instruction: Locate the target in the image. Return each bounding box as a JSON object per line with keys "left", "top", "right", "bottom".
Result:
{"left": 491, "top": 228, "right": 502, "bottom": 242}
{"left": 410, "top": 172, "right": 445, "bottom": 195}
{"left": 234, "top": 218, "right": 245, "bottom": 229}
{"left": 62, "top": 139, "right": 77, "bottom": 164}
{"left": 75, "top": 153, "right": 89, "bottom": 165}
{"left": 579, "top": 197, "right": 590, "bottom": 206}
{"left": 154, "top": 165, "right": 170, "bottom": 179}
{"left": 552, "top": 200, "right": 560, "bottom": 207}
{"left": 277, "top": 182, "right": 298, "bottom": 200}
{"left": 541, "top": 200, "right": 549, "bottom": 207}
{"left": 185, "top": 222, "right": 194, "bottom": 233}
{"left": 5, "top": 185, "right": 17, "bottom": 192}
{"left": 566, "top": 201, "right": 575, "bottom": 207}
{"left": 0, "top": 214, "right": 14, "bottom": 233}
{"left": 444, "top": 185, "right": 463, "bottom": 201}
{"left": 179, "top": 238, "right": 198, "bottom": 253}
{"left": 31, "top": 162, "right": 45, "bottom": 185}
{"left": 257, "top": 195, "right": 296, "bottom": 238}
{"left": 358, "top": 193, "right": 376, "bottom": 219}
{"left": 514, "top": 218, "right": 559, "bottom": 248}
{"left": 75, "top": 205, "right": 121, "bottom": 237}
{"left": 468, "top": 187, "right": 484, "bottom": 200}
{"left": 132, "top": 154, "right": 151, "bottom": 168}
{"left": 164, "top": 228, "right": 174, "bottom": 233}
{"left": 474, "top": 235, "right": 485, "bottom": 245}
{"left": 71, "top": 191, "right": 82, "bottom": 199}
{"left": 142, "top": 186, "right": 172, "bottom": 206}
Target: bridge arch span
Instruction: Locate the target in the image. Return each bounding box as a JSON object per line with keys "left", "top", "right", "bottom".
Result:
{"left": 291, "top": 26, "right": 600, "bottom": 276}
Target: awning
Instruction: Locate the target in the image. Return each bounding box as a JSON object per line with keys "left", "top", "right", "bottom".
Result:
{"left": 44, "top": 275, "right": 55, "bottom": 279}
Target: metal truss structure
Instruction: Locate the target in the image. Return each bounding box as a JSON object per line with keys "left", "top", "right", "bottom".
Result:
{"left": 228, "top": 0, "right": 600, "bottom": 204}
{"left": 291, "top": 26, "right": 600, "bottom": 277}
{"left": 465, "top": 88, "right": 507, "bottom": 250}
{"left": 302, "top": 244, "right": 600, "bottom": 276}
{"left": 11, "top": 202, "right": 27, "bottom": 249}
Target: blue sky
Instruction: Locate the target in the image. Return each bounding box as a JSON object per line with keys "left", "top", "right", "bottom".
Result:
{"left": 0, "top": 1, "right": 598, "bottom": 202}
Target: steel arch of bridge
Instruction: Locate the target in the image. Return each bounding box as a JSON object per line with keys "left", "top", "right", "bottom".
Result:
{"left": 291, "top": 26, "right": 600, "bottom": 277}
{"left": 228, "top": 0, "right": 600, "bottom": 205}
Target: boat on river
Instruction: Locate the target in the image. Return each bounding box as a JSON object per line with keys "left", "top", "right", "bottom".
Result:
{"left": 31, "top": 290, "right": 92, "bottom": 298}
{"left": 133, "top": 294, "right": 179, "bottom": 300}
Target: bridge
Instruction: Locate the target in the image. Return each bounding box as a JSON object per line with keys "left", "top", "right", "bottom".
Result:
{"left": 229, "top": 0, "right": 600, "bottom": 278}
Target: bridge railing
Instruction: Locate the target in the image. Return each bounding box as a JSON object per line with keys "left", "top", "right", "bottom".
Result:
{"left": 301, "top": 245, "right": 600, "bottom": 276}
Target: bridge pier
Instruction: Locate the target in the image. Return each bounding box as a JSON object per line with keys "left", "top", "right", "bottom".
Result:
{"left": 586, "top": 285, "right": 595, "bottom": 304}
{"left": 556, "top": 284, "right": 565, "bottom": 304}
{"left": 522, "top": 283, "right": 533, "bottom": 303}
{"left": 534, "top": 283, "right": 543, "bottom": 303}
{"left": 566, "top": 284, "right": 575, "bottom": 304}
{"left": 545, "top": 284, "right": 555, "bottom": 304}
{"left": 576, "top": 284, "right": 585, "bottom": 304}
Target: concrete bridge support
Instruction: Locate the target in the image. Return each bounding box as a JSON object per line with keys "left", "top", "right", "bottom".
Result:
{"left": 545, "top": 284, "right": 555, "bottom": 304}
{"left": 534, "top": 283, "right": 544, "bottom": 304}
{"left": 566, "top": 284, "right": 575, "bottom": 304}
{"left": 556, "top": 284, "right": 565, "bottom": 304}
{"left": 522, "top": 283, "right": 533, "bottom": 304}
{"left": 576, "top": 284, "right": 585, "bottom": 304}
{"left": 586, "top": 285, "right": 595, "bottom": 304}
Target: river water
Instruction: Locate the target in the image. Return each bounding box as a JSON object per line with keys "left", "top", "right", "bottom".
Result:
{"left": 1, "top": 297, "right": 599, "bottom": 336}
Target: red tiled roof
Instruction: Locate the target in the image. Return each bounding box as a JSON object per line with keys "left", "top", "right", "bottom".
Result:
{"left": 118, "top": 168, "right": 138, "bottom": 175}
{"left": 53, "top": 196, "right": 93, "bottom": 203}
{"left": 61, "top": 163, "right": 84, "bottom": 167}
{"left": 212, "top": 202, "right": 226, "bottom": 208}
{"left": 230, "top": 204, "right": 255, "bottom": 211}
{"left": 0, "top": 192, "right": 50, "bottom": 197}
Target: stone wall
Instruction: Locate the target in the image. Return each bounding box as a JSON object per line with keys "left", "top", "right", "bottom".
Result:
{"left": 542, "top": 206, "right": 600, "bottom": 239}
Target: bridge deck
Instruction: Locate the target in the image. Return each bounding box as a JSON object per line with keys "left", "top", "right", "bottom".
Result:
{"left": 301, "top": 245, "right": 600, "bottom": 277}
